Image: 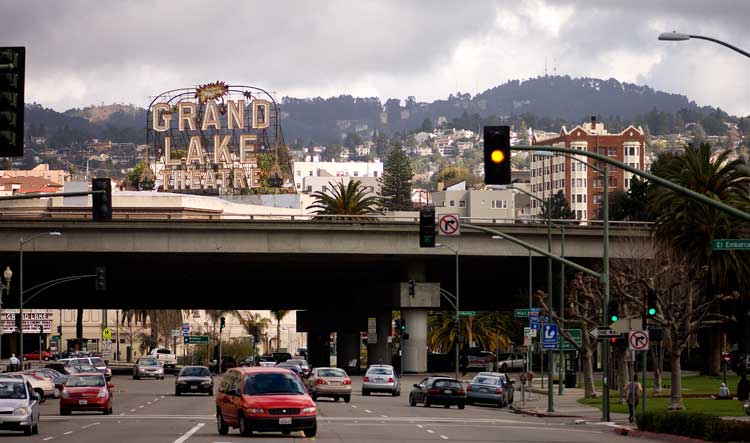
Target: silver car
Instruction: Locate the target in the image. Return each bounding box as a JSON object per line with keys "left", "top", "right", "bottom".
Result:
{"left": 133, "top": 358, "right": 165, "bottom": 380}
{"left": 362, "top": 365, "right": 400, "bottom": 396}
{"left": 0, "top": 377, "right": 40, "bottom": 435}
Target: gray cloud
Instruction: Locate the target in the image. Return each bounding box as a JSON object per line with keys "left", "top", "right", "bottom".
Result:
{"left": 2, "top": 0, "right": 749, "bottom": 115}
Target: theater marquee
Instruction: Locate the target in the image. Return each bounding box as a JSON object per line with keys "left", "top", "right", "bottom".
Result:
{"left": 146, "top": 82, "right": 287, "bottom": 193}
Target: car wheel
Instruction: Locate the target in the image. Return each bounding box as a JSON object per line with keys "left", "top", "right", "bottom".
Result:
{"left": 392, "top": 390, "right": 399, "bottom": 397}
{"left": 409, "top": 394, "right": 416, "bottom": 407}
{"left": 35, "top": 390, "right": 45, "bottom": 404}
{"left": 60, "top": 409, "right": 70, "bottom": 416}
{"left": 23, "top": 424, "right": 32, "bottom": 436}
{"left": 311, "top": 392, "right": 318, "bottom": 401}
{"left": 497, "top": 399, "right": 503, "bottom": 408}
{"left": 133, "top": 375, "right": 139, "bottom": 380}
{"left": 334, "top": 396, "right": 340, "bottom": 402}
{"left": 108, "top": 406, "right": 113, "bottom": 415}
{"left": 458, "top": 403, "right": 465, "bottom": 410}
{"left": 362, "top": 390, "right": 369, "bottom": 396}
{"left": 54, "top": 387, "right": 61, "bottom": 398}
{"left": 423, "top": 399, "right": 431, "bottom": 408}
{"left": 208, "top": 390, "right": 213, "bottom": 397}
{"left": 466, "top": 398, "right": 473, "bottom": 405}
{"left": 501, "top": 364, "right": 508, "bottom": 371}
{"left": 303, "top": 423, "right": 317, "bottom": 438}
{"left": 175, "top": 390, "right": 181, "bottom": 396}
{"left": 344, "top": 395, "right": 351, "bottom": 403}
{"left": 216, "top": 410, "right": 228, "bottom": 435}
{"left": 238, "top": 412, "right": 252, "bottom": 436}
{"left": 103, "top": 407, "right": 110, "bottom": 415}
{"left": 443, "top": 404, "right": 450, "bottom": 409}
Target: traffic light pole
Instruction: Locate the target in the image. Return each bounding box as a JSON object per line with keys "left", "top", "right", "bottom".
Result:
{"left": 602, "top": 166, "right": 610, "bottom": 422}
{"left": 642, "top": 294, "right": 647, "bottom": 415}
{"left": 546, "top": 197, "right": 554, "bottom": 412}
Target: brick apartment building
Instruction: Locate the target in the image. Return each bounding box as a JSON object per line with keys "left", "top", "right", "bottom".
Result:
{"left": 530, "top": 117, "right": 645, "bottom": 221}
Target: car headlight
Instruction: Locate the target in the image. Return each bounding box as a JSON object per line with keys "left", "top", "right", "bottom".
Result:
{"left": 97, "top": 389, "right": 108, "bottom": 398}
{"left": 61, "top": 390, "right": 70, "bottom": 399}
{"left": 177, "top": 380, "right": 186, "bottom": 385}
{"left": 201, "top": 381, "right": 211, "bottom": 385}
{"left": 302, "top": 406, "right": 316, "bottom": 413}
{"left": 12, "top": 407, "right": 30, "bottom": 416}
{"left": 247, "top": 408, "right": 264, "bottom": 414}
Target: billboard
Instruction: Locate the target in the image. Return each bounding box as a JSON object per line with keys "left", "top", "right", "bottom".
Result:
{"left": 1, "top": 309, "right": 53, "bottom": 334}
{"left": 147, "top": 82, "right": 289, "bottom": 194}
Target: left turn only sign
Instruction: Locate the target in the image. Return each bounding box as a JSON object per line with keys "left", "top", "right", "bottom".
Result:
{"left": 438, "top": 214, "right": 460, "bottom": 236}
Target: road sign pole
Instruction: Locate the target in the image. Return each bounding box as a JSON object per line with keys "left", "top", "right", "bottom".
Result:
{"left": 528, "top": 250, "right": 532, "bottom": 374}
{"left": 547, "top": 195, "right": 554, "bottom": 413}
{"left": 642, "top": 296, "right": 647, "bottom": 415}
{"left": 559, "top": 227, "right": 565, "bottom": 396}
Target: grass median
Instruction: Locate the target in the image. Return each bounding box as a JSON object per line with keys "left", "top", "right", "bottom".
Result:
{"left": 578, "top": 395, "right": 747, "bottom": 416}
{"left": 589, "top": 375, "right": 740, "bottom": 397}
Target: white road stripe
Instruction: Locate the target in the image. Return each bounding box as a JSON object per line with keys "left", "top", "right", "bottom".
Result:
{"left": 119, "top": 413, "right": 125, "bottom": 416}
{"left": 364, "top": 409, "right": 372, "bottom": 413}
{"left": 440, "top": 435, "right": 449, "bottom": 440}
{"left": 417, "top": 424, "right": 424, "bottom": 429}
{"left": 63, "top": 431, "right": 73, "bottom": 435}
{"left": 426, "top": 429, "right": 435, "bottom": 434}
{"left": 43, "top": 438, "right": 53, "bottom": 441}
{"left": 173, "top": 422, "right": 205, "bottom": 443}
{"left": 81, "top": 422, "right": 100, "bottom": 429}
{"left": 138, "top": 405, "right": 145, "bottom": 409}
{"left": 146, "top": 401, "right": 152, "bottom": 405}
{"left": 351, "top": 405, "right": 358, "bottom": 408}
{"left": 130, "top": 409, "right": 136, "bottom": 412}
{"left": 381, "top": 415, "right": 388, "bottom": 418}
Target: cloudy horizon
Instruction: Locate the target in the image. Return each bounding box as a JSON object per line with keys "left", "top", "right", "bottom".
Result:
{"left": 2, "top": 0, "right": 750, "bottom": 115}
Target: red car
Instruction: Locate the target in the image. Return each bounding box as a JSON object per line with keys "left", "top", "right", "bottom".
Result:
{"left": 23, "top": 351, "right": 54, "bottom": 361}
{"left": 60, "top": 373, "right": 113, "bottom": 415}
{"left": 216, "top": 367, "right": 316, "bottom": 437}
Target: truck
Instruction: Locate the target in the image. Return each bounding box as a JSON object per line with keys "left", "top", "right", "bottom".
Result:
{"left": 149, "top": 348, "right": 177, "bottom": 371}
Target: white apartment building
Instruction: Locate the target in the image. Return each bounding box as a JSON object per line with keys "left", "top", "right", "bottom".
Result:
{"left": 292, "top": 160, "right": 383, "bottom": 193}
{"left": 431, "top": 183, "right": 519, "bottom": 221}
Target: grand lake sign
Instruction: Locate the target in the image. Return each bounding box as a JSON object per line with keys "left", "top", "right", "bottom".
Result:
{"left": 147, "top": 82, "right": 287, "bottom": 193}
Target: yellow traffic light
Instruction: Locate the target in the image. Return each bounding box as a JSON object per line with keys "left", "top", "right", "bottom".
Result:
{"left": 490, "top": 149, "right": 505, "bottom": 164}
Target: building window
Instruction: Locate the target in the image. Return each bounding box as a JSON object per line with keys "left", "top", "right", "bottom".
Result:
{"left": 609, "top": 177, "right": 617, "bottom": 187}
{"left": 307, "top": 185, "right": 312, "bottom": 192}
{"left": 449, "top": 200, "right": 455, "bottom": 207}
{"left": 583, "top": 194, "right": 587, "bottom": 203}
{"left": 608, "top": 147, "right": 617, "bottom": 156}
{"left": 576, "top": 178, "right": 583, "bottom": 188}
{"left": 459, "top": 200, "right": 466, "bottom": 208}
{"left": 625, "top": 178, "right": 630, "bottom": 188}
{"left": 309, "top": 171, "right": 313, "bottom": 176}
{"left": 576, "top": 194, "right": 583, "bottom": 203}
{"left": 296, "top": 170, "right": 301, "bottom": 176}
{"left": 322, "top": 186, "right": 327, "bottom": 193}
{"left": 296, "top": 183, "right": 301, "bottom": 189}
{"left": 353, "top": 171, "right": 359, "bottom": 176}
{"left": 491, "top": 200, "right": 507, "bottom": 209}
{"left": 576, "top": 210, "right": 582, "bottom": 220}
{"left": 583, "top": 210, "right": 587, "bottom": 219}
{"left": 374, "top": 171, "right": 378, "bottom": 177}
{"left": 594, "top": 194, "right": 603, "bottom": 205}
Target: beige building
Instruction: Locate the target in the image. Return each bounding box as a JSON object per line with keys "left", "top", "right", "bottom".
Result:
{"left": 431, "top": 183, "right": 522, "bottom": 221}
{"left": 0, "top": 164, "right": 67, "bottom": 186}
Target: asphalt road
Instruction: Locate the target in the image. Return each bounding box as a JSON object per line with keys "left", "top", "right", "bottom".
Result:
{"left": 0, "top": 373, "right": 663, "bottom": 442}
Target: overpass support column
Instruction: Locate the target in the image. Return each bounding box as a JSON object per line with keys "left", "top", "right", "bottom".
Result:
{"left": 402, "top": 309, "right": 428, "bottom": 373}
{"left": 307, "top": 330, "right": 331, "bottom": 369}
{"left": 366, "top": 311, "right": 392, "bottom": 367}
{"left": 336, "top": 331, "right": 360, "bottom": 374}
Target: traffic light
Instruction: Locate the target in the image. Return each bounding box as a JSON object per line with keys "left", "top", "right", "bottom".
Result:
{"left": 483, "top": 126, "right": 511, "bottom": 185}
{"left": 400, "top": 318, "right": 406, "bottom": 333}
{"left": 92, "top": 178, "right": 112, "bottom": 221}
{"left": 254, "top": 326, "right": 260, "bottom": 343}
{"left": 220, "top": 317, "right": 226, "bottom": 330}
{"left": 0, "top": 47, "right": 25, "bottom": 157}
{"left": 419, "top": 206, "right": 435, "bottom": 248}
{"left": 607, "top": 300, "right": 619, "bottom": 323}
{"left": 609, "top": 333, "right": 627, "bottom": 348}
{"left": 39, "top": 325, "right": 43, "bottom": 335}
{"left": 394, "top": 319, "right": 401, "bottom": 332}
{"left": 647, "top": 288, "right": 657, "bottom": 317}
{"left": 95, "top": 267, "right": 106, "bottom": 291}
{"left": 408, "top": 280, "right": 415, "bottom": 296}
{"left": 57, "top": 325, "right": 62, "bottom": 334}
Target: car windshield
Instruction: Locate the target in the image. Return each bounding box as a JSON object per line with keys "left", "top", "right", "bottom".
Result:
{"left": 180, "top": 367, "right": 209, "bottom": 377}
{"left": 318, "top": 368, "right": 347, "bottom": 378}
{"left": 90, "top": 357, "right": 105, "bottom": 367}
{"left": 367, "top": 368, "right": 392, "bottom": 375}
{"left": 0, "top": 381, "right": 27, "bottom": 399}
{"left": 139, "top": 359, "right": 160, "bottom": 366}
{"left": 156, "top": 349, "right": 172, "bottom": 354}
{"left": 244, "top": 372, "right": 305, "bottom": 395}
{"left": 66, "top": 375, "right": 105, "bottom": 387}
{"left": 433, "top": 379, "right": 463, "bottom": 389}
{"left": 472, "top": 376, "right": 501, "bottom": 385}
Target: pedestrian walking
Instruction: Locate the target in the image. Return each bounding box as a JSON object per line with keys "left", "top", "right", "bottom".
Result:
{"left": 625, "top": 374, "right": 643, "bottom": 424}
{"left": 737, "top": 374, "right": 750, "bottom": 402}
{"left": 8, "top": 354, "right": 20, "bottom": 372}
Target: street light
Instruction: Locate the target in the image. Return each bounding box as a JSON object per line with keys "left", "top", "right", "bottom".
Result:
{"left": 659, "top": 32, "right": 750, "bottom": 59}
{"left": 1, "top": 266, "right": 12, "bottom": 361}
{"left": 436, "top": 243, "right": 460, "bottom": 380}
{"left": 19, "top": 232, "right": 62, "bottom": 361}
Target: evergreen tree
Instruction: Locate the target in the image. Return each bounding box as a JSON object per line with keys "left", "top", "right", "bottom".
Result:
{"left": 379, "top": 147, "right": 414, "bottom": 211}
{"left": 540, "top": 190, "right": 575, "bottom": 220}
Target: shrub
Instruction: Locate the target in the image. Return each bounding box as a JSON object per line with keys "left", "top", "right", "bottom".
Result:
{"left": 636, "top": 411, "right": 750, "bottom": 442}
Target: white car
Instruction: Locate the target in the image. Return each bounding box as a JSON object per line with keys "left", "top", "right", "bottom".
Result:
{"left": 10, "top": 373, "right": 54, "bottom": 402}
{"left": 149, "top": 348, "right": 177, "bottom": 370}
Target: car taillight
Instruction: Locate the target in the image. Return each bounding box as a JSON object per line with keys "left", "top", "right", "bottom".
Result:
{"left": 387, "top": 378, "right": 394, "bottom": 383}
{"left": 466, "top": 385, "right": 472, "bottom": 392}
{"left": 316, "top": 379, "right": 327, "bottom": 385}
{"left": 457, "top": 390, "right": 465, "bottom": 395}
{"left": 428, "top": 388, "right": 439, "bottom": 394}
{"left": 343, "top": 378, "right": 351, "bottom": 385}
{"left": 364, "top": 377, "right": 369, "bottom": 382}
{"left": 495, "top": 387, "right": 502, "bottom": 394}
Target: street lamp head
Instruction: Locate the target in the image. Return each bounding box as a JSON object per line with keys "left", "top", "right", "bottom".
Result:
{"left": 659, "top": 32, "right": 690, "bottom": 41}
{"left": 3, "top": 266, "right": 11, "bottom": 283}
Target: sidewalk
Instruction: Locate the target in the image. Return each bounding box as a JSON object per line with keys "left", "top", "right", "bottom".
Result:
{"left": 510, "top": 384, "right": 630, "bottom": 424}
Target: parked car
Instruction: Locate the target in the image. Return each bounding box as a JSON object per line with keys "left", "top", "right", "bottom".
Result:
{"left": 22, "top": 351, "right": 54, "bottom": 361}
{"left": 306, "top": 367, "right": 352, "bottom": 402}
{"left": 23, "top": 370, "right": 63, "bottom": 399}
{"left": 409, "top": 376, "right": 466, "bottom": 409}
{"left": 60, "top": 373, "right": 113, "bottom": 415}
{"left": 466, "top": 374, "right": 509, "bottom": 407}
{"left": 476, "top": 372, "right": 515, "bottom": 405}
{"left": 362, "top": 365, "right": 400, "bottom": 396}
{"left": 149, "top": 348, "right": 178, "bottom": 371}
{"left": 133, "top": 358, "right": 165, "bottom": 380}
{"left": 215, "top": 367, "right": 317, "bottom": 437}
{"left": 0, "top": 377, "right": 40, "bottom": 435}
{"left": 285, "top": 359, "right": 311, "bottom": 378}
{"left": 175, "top": 366, "right": 213, "bottom": 396}
{"left": 27, "top": 368, "right": 67, "bottom": 398}
{"left": 465, "top": 350, "right": 496, "bottom": 370}
{"left": 495, "top": 353, "right": 526, "bottom": 372}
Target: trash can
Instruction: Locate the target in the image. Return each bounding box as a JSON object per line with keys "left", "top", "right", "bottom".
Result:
{"left": 564, "top": 370, "right": 577, "bottom": 388}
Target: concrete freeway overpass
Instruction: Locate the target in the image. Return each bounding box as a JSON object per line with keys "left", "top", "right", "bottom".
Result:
{"left": 0, "top": 218, "right": 652, "bottom": 370}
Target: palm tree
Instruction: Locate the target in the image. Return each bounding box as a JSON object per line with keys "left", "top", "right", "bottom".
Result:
{"left": 306, "top": 180, "right": 381, "bottom": 219}
{"left": 649, "top": 143, "right": 750, "bottom": 368}
{"left": 121, "top": 310, "right": 191, "bottom": 351}
{"left": 239, "top": 312, "right": 272, "bottom": 355}
{"left": 427, "top": 311, "right": 510, "bottom": 354}
{"left": 270, "top": 310, "right": 290, "bottom": 352}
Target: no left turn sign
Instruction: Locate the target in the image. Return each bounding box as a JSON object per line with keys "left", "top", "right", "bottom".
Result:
{"left": 438, "top": 214, "right": 460, "bottom": 236}
{"left": 628, "top": 330, "right": 649, "bottom": 351}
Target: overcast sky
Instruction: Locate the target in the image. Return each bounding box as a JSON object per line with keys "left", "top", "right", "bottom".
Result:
{"left": 3, "top": 0, "right": 750, "bottom": 115}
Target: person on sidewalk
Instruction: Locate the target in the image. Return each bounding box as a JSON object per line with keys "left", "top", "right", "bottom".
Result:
{"left": 625, "top": 374, "right": 643, "bottom": 424}
{"left": 737, "top": 374, "right": 750, "bottom": 403}
{"left": 8, "top": 354, "right": 20, "bottom": 372}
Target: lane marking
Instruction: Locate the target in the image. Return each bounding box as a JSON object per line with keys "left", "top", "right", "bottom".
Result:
{"left": 146, "top": 401, "right": 152, "bottom": 405}
{"left": 43, "top": 438, "right": 53, "bottom": 441}
{"left": 130, "top": 409, "right": 136, "bottom": 412}
{"left": 63, "top": 431, "right": 73, "bottom": 435}
{"left": 351, "top": 405, "right": 358, "bottom": 408}
{"left": 417, "top": 424, "right": 424, "bottom": 429}
{"left": 426, "top": 429, "right": 435, "bottom": 434}
{"left": 380, "top": 415, "right": 388, "bottom": 418}
{"left": 173, "top": 422, "right": 205, "bottom": 443}
{"left": 364, "top": 409, "right": 372, "bottom": 413}
{"left": 138, "top": 405, "right": 145, "bottom": 409}
{"left": 119, "top": 413, "right": 126, "bottom": 416}
{"left": 81, "top": 422, "right": 100, "bottom": 429}
{"left": 440, "top": 435, "right": 449, "bottom": 440}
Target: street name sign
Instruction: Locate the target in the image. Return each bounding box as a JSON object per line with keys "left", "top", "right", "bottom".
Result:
{"left": 561, "top": 329, "right": 582, "bottom": 351}
{"left": 459, "top": 311, "right": 476, "bottom": 317}
{"left": 514, "top": 308, "right": 541, "bottom": 318}
{"left": 542, "top": 324, "right": 558, "bottom": 350}
{"left": 628, "top": 330, "right": 649, "bottom": 351}
{"left": 184, "top": 335, "right": 209, "bottom": 345}
{"left": 713, "top": 239, "right": 750, "bottom": 250}
{"left": 589, "top": 326, "right": 619, "bottom": 339}
{"left": 437, "top": 214, "right": 460, "bottom": 236}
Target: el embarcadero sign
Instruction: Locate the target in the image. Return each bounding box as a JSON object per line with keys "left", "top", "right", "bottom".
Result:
{"left": 712, "top": 239, "right": 750, "bottom": 250}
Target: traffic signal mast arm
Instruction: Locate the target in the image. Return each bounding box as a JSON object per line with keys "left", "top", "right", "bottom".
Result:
{"left": 513, "top": 144, "right": 750, "bottom": 221}
{"left": 21, "top": 274, "right": 96, "bottom": 305}
{"left": 413, "top": 282, "right": 457, "bottom": 310}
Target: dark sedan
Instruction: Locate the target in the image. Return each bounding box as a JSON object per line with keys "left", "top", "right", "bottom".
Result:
{"left": 409, "top": 376, "right": 465, "bottom": 409}
{"left": 175, "top": 366, "right": 213, "bottom": 396}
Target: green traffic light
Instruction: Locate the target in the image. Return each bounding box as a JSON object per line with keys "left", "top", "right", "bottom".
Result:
{"left": 648, "top": 308, "right": 656, "bottom": 316}
{"left": 610, "top": 315, "right": 619, "bottom": 322}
